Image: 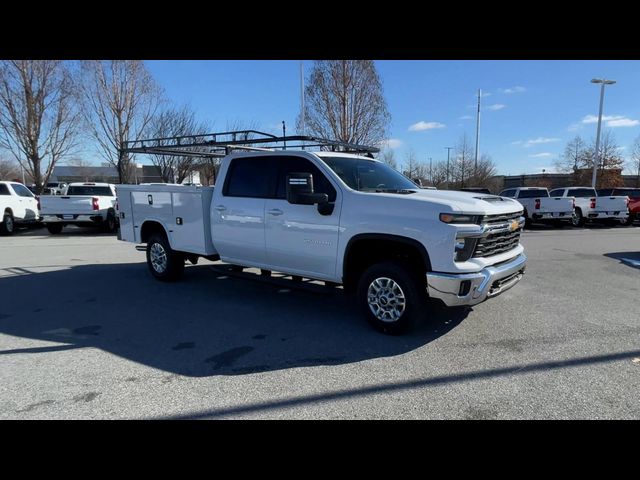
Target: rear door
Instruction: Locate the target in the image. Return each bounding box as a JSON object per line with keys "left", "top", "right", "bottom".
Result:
{"left": 9, "top": 183, "right": 37, "bottom": 220}
{"left": 264, "top": 155, "right": 341, "bottom": 279}
{"left": 211, "top": 156, "right": 276, "bottom": 266}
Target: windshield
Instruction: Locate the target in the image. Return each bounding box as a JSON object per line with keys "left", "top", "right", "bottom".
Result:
{"left": 319, "top": 156, "right": 418, "bottom": 193}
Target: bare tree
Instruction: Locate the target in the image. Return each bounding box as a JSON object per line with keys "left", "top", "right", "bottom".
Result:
{"left": 430, "top": 161, "right": 449, "bottom": 189}
{"left": 470, "top": 153, "right": 498, "bottom": 187}
{"left": 631, "top": 135, "right": 640, "bottom": 187}
{"left": 378, "top": 148, "right": 397, "bottom": 170}
{"left": 298, "top": 60, "right": 390, "bottom": 146}
{"left": 0, "top": 157, "right": 22, "bottom": 181}
{"left": 0, "top": 60, "right": 81, "bottom": 192}
{"left": 147, "top": 105, "right": 210, "bottom": 183}
{"left": 555, "top": 135, "right": 588, "bottom": 172}
{"left": 79, "top": 60, "right": 162, "bottom": 183}
{"left": 451, "top": 133, "right": 474, "bottom": 188}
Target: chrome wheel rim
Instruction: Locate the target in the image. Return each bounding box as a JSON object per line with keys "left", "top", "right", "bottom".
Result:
{"left": 367, "top": 277, "right": 406, "bottom": 323}
{"left": 572, "top": 211, "right": 580, "bottom": 226}
{"left": 149, "top": 243, "right": 168, "bottom": 273}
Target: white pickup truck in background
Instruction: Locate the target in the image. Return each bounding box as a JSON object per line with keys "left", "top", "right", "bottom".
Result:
{"left": 498, "top": 187, "right": 574, "bottom": 227}
{"left": 116, "top": 139, "right": 527, "bottom": 335}
{"left": 39, "top": 182, "right": 118, "bottom": 234}
{"left": 549, "top": 187, "right": 629, "bottom": 227}
{"left": 0, "top": 181, "right": 41, "bottom": 235}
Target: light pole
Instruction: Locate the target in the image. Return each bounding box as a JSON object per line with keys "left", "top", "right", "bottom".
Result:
{"left": 590, "top": 78, "right": 616, "bottom": 188}
{"left": 474, "top": 88, "right": 481, "bottom": 176}
{"left": 445, "top": 147, "right": 453, "bottom": 188}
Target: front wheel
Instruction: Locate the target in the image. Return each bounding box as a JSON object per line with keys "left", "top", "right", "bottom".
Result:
{"left": 146, "top": 233, "right": 184, "bottom": 281}
{"left": 0, "top": 213, "right": 14, "bottom": 235}
{"left": 357, "top": 262, "right": 426, "bottom": 335}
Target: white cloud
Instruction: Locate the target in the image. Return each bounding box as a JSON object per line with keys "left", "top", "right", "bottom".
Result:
{"left": 607, "top": 118, "right": 639, "bottom": 127}
{"left": 567, "top": 123, "right": 582, "bottom": 132}
{"left": 486, "top": 104, "right": 506, "bottom": 111}
{"left": 480, "top": 91, "right": 492, "bottom": 98}
{"left": 529, "top": 152, "right": 553, "bottom": 158}
{"left": 500, "top": 86, "right": 526, "bottom": 94}
{"left": 408, "top": 121, "right": 446, "bottom": 131}
{"left": 459, "top": 115, "right": 473, "bottom": 120}
{"left": 581, "top": 114, "right": 640, "bottom": 128}
{"left": 524, "top": 137, "right": 561, "bottom": 148}
{"left": 380, "top": 138, "right": 403, "bottom": 149}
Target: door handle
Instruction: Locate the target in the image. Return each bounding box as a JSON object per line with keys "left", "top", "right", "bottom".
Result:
{"left": 214, "top": 205, "right": 227, "bottom": 212}
{"left": 268, "top": 209, "right": 283, "bottom": 216}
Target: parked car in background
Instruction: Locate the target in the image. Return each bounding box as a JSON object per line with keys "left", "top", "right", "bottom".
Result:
{"left": 549, "top": 187, "right": 629, "bottom": 227}
{"left": 44, "top": 182, "right": 68, "bottom": 195}
{"left": 499, "top": 187, "right": 574, "bottom": 227}
{"left": 0, "top": 181, "right": 41, "bottom": 235}
{"left": 597, "top": 187, "right": 640, "bottom": 225}
{"left": 39, "top": 182, "right": 118, "bottom": 234}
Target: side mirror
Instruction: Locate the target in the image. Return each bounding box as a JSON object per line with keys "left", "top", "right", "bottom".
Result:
{"left": 286, "top": 173, "right": 328, "bottom": 206}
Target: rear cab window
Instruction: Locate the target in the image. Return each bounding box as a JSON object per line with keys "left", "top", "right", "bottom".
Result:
{"left": 567, "top": 188, "right": 597, "bottom": 198}
{"left": 549, "top": 189, "right": 564, "bottom": 197}
{"left": 223, "top": 156, "right": 277, "bottom": 198}
{"left": 66, "top": 186, "right": 114, "bottom": 196}
{"left": 0, "top": 184, "right": 10, "bottom": 196}
{"left": 517, "top": 189, "right": 549, "bottom": 199}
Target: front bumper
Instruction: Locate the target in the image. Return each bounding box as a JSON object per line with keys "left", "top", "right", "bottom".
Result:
{"left": 426, "top": 253, "right": 527, "bottom": 307}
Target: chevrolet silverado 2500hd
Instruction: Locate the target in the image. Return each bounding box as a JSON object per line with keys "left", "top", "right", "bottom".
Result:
{"left": 499, "top": 187, "right": 574, "bottom": 227}
{"left": 549, "top": 187, "right": 629, "bottom": 227}
{"left": 116, "top": 147, "right": 527, "bottom": 334}
{"left": 40, "top": 182, "right": 118, "bottom": 234}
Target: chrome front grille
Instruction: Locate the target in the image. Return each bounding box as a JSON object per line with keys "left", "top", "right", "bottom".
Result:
{"left": 473, "top": 211, "right": 523, "bottom": 258}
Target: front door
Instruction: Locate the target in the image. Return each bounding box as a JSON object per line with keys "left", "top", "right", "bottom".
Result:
{"left": 264, "top": 155, "right": 341, "bottom": 279}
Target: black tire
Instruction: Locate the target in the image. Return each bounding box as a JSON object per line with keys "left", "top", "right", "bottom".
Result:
{"left": 357, "top": 261, "right": 426, "bottom": 335}
{"left": 0, "top": 212, "right": 14, "bottom": 236}
{"left": 146, "top": 232, "right": 184, "bottom": 281}
{"left": 102, "top": 210, "right": 117, "bottom": 233}
{"left": 523, "top": 210, "right": 532, "bottom": 228}
{"left": 571, "top": 208, "right": 585, "bottom": 227}
{"left": 46, "top": 223, "right": 63, "bottom": 235}
{"left": 622, "top": 213, "right": 635, "bottom": 226}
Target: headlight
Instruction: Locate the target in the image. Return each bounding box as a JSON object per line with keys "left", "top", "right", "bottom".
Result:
{"left": 439, "top": 213, "right": 480, "bottom": 224}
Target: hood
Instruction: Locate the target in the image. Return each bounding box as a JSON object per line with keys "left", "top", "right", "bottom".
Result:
{"left": 371, "top": 189, "right": 523, "bottom": 215}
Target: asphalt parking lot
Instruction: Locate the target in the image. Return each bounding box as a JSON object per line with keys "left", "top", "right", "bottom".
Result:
{"left": 1, "top": 223, "right": 639, "bottom": 419}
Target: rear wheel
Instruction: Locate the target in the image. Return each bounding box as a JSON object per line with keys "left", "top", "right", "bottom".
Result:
{"left": 623, "top": 213, "right": 635, "bottom": 226}
{"left": 357, "top": 261, "right": 426, "bottom": 335}
{"left": 146, "top": 233, "right": 184, "bottom": 281}
{"left": 0, "top": 213, "right": 14, "bottom": 235}
{"left": 102, "top": 210, "right": 117, "bottom": 233}
{"left": 46, "top": 223, "right": 63, "bottom": 235}
{"left": 571, "top": 208, "right": 585, "bottom": 227}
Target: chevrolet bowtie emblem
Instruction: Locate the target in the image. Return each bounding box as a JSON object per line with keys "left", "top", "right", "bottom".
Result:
{"left": 510, "top": 219, "right": 520, "bottom": 232}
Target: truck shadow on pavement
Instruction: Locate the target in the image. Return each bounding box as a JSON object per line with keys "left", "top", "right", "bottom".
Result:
{"left": 604, "top": 252, "right": 640, "bottom": 270}
{"left": 0, "top": 263, "right": 470, "bottom": 377}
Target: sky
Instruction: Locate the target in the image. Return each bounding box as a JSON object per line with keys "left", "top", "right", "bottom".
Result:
{"left": 145, "top": 60, "right": 640, "bottom": 175}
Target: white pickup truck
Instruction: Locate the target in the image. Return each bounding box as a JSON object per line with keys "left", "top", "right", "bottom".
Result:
{"left": 498, "top": 187, "right": 574, "bottom": 227}
{"left": 116, "top": 149, "right": 527, "bottom": 334}
{"left": 0, "top": 181, "right": 41, "bottom": 235}
{"left": 39, "top": 182, "right": 118, "bottom": 234}
{"left": 549, "top": 186, "right": 629, "bottom": 227}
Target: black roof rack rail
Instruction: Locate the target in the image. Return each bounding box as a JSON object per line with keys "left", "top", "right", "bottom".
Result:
{"left": 120, "top": 129, "right": 380, "bottom": 158}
